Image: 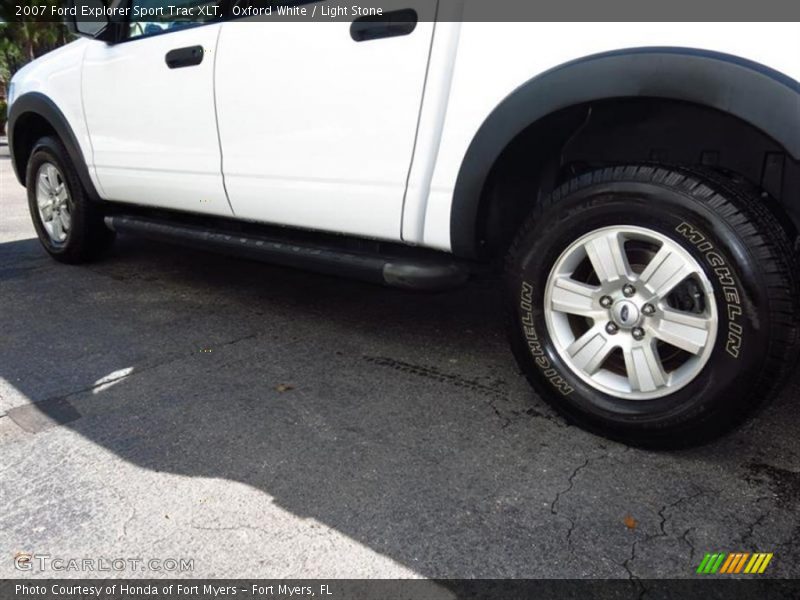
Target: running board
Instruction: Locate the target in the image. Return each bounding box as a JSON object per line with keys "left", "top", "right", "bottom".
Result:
{"left": 104, "top": 215, "right": 470, "bottom": 291}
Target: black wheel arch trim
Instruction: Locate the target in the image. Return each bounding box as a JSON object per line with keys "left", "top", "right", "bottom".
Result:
{"left": 450, "top": 47, "right": 800, "bottom": 259}
{"left": 8, "top": 91, "right": 101, "bottom": 200}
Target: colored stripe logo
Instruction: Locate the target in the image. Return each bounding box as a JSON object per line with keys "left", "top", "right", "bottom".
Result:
{"left": 696, "top": 552, "right": 773, "bottom": 574}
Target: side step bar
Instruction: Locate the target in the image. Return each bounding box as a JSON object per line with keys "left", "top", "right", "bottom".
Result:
{"left": 105, "top": 215, "right": 470, "bottom": 291}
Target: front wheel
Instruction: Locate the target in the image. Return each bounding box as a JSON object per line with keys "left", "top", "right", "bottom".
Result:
{"left": 26, "top": 136, "right": 114, "bottom": 264}
{"left": 505, "top": 166, "right": 799, "bottom": 447}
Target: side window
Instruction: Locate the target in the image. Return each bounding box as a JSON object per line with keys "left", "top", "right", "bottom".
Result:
{"left": 127, "top": 0, "right": 224, "bottom": 40}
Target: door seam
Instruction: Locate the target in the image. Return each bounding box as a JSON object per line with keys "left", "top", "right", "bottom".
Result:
{"left": 212, "top": 23, "right": 236, "bottom": 216}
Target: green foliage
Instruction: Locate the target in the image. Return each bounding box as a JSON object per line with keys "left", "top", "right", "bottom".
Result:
{"left": 0, "top": 1, "right": 70, "bottom": 87}
{"left": 0, "top": 98, "right": 7, "bottom": 129}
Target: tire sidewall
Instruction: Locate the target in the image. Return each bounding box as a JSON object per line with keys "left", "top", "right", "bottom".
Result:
{"left": 508, "top": 180, "right": 771, "bottom": 435}
{"left": 26, "top": 139, "right": 82, "bottom": 256}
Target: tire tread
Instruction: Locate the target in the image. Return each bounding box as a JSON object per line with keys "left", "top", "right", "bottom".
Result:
{"left": 505, "top": 163, "right": 800, "bottom": 446}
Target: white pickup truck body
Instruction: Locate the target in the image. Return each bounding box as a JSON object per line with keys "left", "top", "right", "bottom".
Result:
{"left": 10, "top": 18, "right": 799, "bottom": 252}
{"left": 7, "top": 6, "right": 800, "bottom": 445}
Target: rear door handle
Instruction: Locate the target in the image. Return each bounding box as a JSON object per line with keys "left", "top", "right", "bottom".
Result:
{"left": 350, "top": 8, "right": 418, "bottom": 42}
{"left": 165, "top": 45, "right": 204, "bottom": 69}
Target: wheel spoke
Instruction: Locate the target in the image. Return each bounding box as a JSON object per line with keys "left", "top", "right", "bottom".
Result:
{"left": 37, "top": 170, "right": 53, "bottom": 197}
{"left": 550, "top": 276, "right": 600, "bottom": 318}
{"left": 639, "top": 245, "right": 697, "bottom": 298}
{"left": 567, "top": 327, "right": 615, "bottom": 375}
{"left": 45, "top": 164, "right": 59, "bottom": 191}
{"left": 653, "top": 308, "right": 712, "bottom": 355}
{"left": 623, "top": 343, "right": 667, "bottom": 393}
{"left": 584, "top": 231, "right": 631, "bottom": 283}
{"left": 56, "top": 183, "right": 68, "bottom": 203}
{"left": 36, "top": 187, "right": 50, "bottom": 210}
{"left": 51, "top": 214, "right": 64, "bottom": 240}
{"left": 59, "top": 209, "right": 71, "bottom": 232}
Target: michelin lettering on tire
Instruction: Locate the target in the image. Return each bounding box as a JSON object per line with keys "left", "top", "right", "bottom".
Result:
{"left": 519, "top": 281, "right": 574, "bottom": 396}
{"left": 675, "top": 222, "right": 743, "bottom": 359}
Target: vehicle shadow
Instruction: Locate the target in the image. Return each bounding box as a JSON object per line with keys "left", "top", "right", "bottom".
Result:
{"left": 1, "top": 232, "right": 799, "bottom": 579}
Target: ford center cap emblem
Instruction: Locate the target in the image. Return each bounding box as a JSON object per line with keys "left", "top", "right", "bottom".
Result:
{"left": 613, "top": 300, "right": 640, "bottom": 327}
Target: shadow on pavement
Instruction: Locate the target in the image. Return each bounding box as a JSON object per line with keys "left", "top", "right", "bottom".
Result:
{"left": 1, "top": 231, "right": 799, "bottom": 579}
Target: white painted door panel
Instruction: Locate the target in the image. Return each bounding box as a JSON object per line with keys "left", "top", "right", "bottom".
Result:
{"left": 82, "top": 25, "right": 232, "bottom": 216}
{"left": 215, "top": 2, "right": 435, "bottom": 240}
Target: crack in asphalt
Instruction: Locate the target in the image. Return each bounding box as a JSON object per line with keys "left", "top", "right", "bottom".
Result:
{"left": 489, "top": 401, "right": 511, "bottom": 429}
{"left": 739, "top": 495, "right": 775, "bottom": 549}
{"left": 621, "top": 539, "right": 647, "bottom": 600}
{"left": 621, "top": 488, "right": 705, "bottom": 584}
{"left": 549, "top": 456, "right": 597, "bottom": 555}
{"left": 680, "top": 526, "right": 697, "bottom": 563}
{"left": 657, "top": 489, "right": 705, "bottom": 537}
{"left": 189, "top": 523, "right": 276, "bottom": 539}
{"left": 117, "top": 501, "right": 138, "bottom": 544}
{"left": 550, "top": 458, "right": 591, "bottom": 517}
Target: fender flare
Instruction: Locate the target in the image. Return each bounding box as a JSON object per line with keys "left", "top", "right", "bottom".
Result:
{"left": 8, "top": 92, "right": 101, "bottom": 200}
{"left": 450, "top": 48, "right": 800, "bottom": 258}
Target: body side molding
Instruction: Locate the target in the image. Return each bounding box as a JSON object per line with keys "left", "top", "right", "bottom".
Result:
{"left": 450, "top": 47, "right": 800, "bottom": 258}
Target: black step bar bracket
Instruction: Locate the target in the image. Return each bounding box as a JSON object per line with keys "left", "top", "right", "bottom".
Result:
{"left": 105, "top": 215, "right": 470, "bottom": 292}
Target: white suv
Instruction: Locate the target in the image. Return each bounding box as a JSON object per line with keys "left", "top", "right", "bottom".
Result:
{"left": 7, "top": 2, "right": 800, "bottom": 446}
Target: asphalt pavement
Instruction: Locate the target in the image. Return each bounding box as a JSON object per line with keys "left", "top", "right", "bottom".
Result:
{"left": 1, "top": 150, "right": 799, "bottom": 580}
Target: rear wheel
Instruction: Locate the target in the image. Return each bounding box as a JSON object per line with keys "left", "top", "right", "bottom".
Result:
{"left": 26, "top": 136, "right": 114, "bottom": 263}
{"left": 505, "top": 165, "right": 799, "bottom": 447}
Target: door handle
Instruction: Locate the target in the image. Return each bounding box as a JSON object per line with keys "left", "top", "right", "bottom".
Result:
{"left": 350, "top": 8, "right": 418, "bottom": 42}
{"left": 165, "top": 45, "right": 204, "bottom": 69}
